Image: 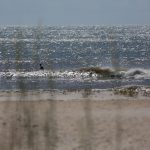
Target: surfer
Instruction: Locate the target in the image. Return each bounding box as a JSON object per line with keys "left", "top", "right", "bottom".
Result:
{"left": 40, "top": 64, "right": 44, "bottom": 70}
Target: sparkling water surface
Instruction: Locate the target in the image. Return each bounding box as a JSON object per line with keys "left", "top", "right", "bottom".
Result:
{"left": 0, "top": 25, "right": 150, "bottom": 91}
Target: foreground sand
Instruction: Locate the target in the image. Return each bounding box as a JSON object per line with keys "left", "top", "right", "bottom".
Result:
{"left": 0, "top": 92, "right": 150, "bottom": 150}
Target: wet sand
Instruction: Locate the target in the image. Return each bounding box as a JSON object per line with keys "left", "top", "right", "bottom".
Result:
{"left": 0, "top": 91, "right": 150, "bottom": 150}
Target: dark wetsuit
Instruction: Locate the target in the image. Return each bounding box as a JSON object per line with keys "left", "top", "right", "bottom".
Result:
{"left": 40, "top": 64, "right": 44, "bottom": 70}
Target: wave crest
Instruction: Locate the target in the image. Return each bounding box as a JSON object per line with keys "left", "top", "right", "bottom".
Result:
{"left": 0, "top": 68, "right": 150, "bottom": 80}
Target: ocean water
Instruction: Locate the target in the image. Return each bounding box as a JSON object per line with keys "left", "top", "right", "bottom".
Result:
{"left": 0, "top": 25, "right": 150, "bottom": 92}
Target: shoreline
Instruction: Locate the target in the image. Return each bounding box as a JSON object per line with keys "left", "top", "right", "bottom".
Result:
{"left": 0, "top": 89, "right": 150, "bottom": 101}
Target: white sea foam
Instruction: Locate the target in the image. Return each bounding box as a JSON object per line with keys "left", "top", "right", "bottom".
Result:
{"left": 43, "top": 68, "right": 147, "bottom": 80}
{"left": 0, "top": 68, "right": 150, "bottom": 80}
{"left": 0, "top": 70, "right": 98, "bottom": 81}
{"left": 124, "top": 68, "right": 150, "bottom": 79}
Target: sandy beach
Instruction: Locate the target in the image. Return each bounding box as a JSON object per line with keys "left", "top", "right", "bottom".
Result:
{"left": 0, "top": 91, "right": 150, "bottom": 150}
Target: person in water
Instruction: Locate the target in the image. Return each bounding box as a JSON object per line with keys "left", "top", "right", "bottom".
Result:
{"left": 40, "top": 64, "right": 44, "bottom": 70}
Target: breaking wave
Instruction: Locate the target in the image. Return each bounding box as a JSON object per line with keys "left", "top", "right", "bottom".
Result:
{"left": 124, "top": 68, "right": 150, "bottom": 79}
{"left": 0, "top": 68, "right": 150, "bottom": 80}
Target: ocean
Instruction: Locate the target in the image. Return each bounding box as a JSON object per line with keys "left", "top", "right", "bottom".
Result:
{"left": 0, "top": 25, "right": 150, "bottom": 95}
